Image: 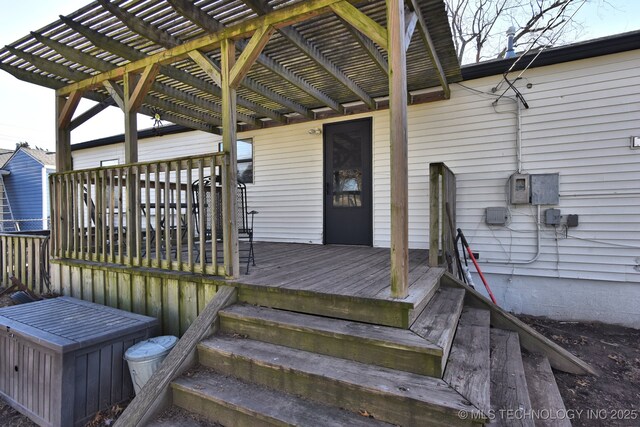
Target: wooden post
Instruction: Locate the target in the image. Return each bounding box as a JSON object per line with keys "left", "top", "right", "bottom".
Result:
{"left": 387, "top": 0, "right": 409, "bottom": 298}
{"left": 123, "top": 72, "right": 139, "bottom": 164}
{"left": 220, "top": 38, "right": 240, "bottom": 278}
{"left": 122, "top": 66, "right": 157, "bottom": 261}
{"left": 429, "top": 164, "right": 440, "bottom": 267}
{"left": 55, "top": 95, "right": 73, "bottom": 172}
{"left": 55, "top": 94, "right": 77, "bottom": 257}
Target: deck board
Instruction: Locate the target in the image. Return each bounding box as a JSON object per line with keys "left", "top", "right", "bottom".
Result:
{"left": 229, "top": 242, "right": 442, "bottom": 305}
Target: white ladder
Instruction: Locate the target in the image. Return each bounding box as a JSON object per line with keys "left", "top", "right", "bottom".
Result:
{"left": 0, "top": 174, "right": 19, "bottom": 232}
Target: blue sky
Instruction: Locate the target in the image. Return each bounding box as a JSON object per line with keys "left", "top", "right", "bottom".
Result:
{"left": 0, "top": 0, "right": 638, "bottom": 151}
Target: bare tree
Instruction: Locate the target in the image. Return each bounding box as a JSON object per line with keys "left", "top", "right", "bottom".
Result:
{"left": 446, "top": 0, "right": 588, "bottom": 64}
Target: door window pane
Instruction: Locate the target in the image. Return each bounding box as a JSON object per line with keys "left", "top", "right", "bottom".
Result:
{"left": 332, "top": 133, "right": 362, "bottom": 207}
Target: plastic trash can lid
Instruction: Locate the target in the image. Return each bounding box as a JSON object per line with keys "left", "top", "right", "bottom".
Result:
{"left": 124, "top": 335, "right": 178, "bottom": 363}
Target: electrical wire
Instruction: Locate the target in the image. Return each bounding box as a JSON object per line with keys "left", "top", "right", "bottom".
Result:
{"left": 454, "top": 82, "right": 501, "bottom": 98}
{"left": 494, "top": 0, "right": 589, "bottom": 101}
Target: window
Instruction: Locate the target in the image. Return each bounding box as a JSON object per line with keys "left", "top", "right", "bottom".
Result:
{"left": 101, "top": 159, "right": 119, "bottom": 167}
{"left": 218, "top": 139, "right": 253, "bottom": 183}
{"left": 237, "top": 139, "right": 253, "bottom": 184}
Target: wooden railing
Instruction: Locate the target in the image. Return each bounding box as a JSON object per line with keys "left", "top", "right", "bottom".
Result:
{"left": 0, "top": 231, "right": 50, "bottom": 294}
{"left": 429, "top": 162, "right": 457, "bottom": 274}
{"left": 50, "top": 153, "right": 227, "bottom": 275}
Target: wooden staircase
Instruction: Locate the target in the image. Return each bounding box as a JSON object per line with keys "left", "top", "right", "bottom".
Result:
{"left": 147, "top": 275, "right": 573, "bottom": 426}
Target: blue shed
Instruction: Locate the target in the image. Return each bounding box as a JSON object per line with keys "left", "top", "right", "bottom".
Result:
{"left": 1, "top": 147, "right": 55, "bottom": 231}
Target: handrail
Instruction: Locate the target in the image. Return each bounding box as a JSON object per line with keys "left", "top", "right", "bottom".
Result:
{"left": 49, "top": 153, "right": 228, "bottom": 276}
{"left": 429, "top": 162, "right": 457, "bottom": 274}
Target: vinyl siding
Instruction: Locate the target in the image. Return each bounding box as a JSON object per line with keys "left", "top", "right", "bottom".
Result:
{"left": 3, "top": 151, "right": 43, "bottom": 229}
{"left": 71, "top": 49, "right": 640, "bottom": 284}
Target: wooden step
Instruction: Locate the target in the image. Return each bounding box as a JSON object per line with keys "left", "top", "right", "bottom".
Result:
{"left": 235, "top": 268, "right": 444, "bottom": 328}
{"left": 489, "top": 329, "right": 534, "bottom": 427}
{"left": 198, "top": 336, "right": 483, "bottom": 426}
{"left": 410, "top": 287, "right": 466, "bottom": 376}
{"left": 171, "top": 368, "right": 390, "bottom": 427}
{"left": 444, "top": 307, "right": 491, "bottom": 417}
{"left": 237, "top": 284, "right": 412, "bottom": 328}
{"left": 147, "top": 405, "right": 219, "bottom": 426}
{"left": 522, "top": 352, "right": 571, "bottom": 427}
{"left": 220, "top": 304, "right": 443, "bottom": 376}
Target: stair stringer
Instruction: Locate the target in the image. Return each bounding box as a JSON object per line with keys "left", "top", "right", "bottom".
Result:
{"left": 440, "top": 272, "right": 596, "bottom": 375}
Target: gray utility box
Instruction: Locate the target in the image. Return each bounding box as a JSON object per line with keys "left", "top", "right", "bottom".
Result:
{"left": 0, "top": 297, "right": 159, "bottom": 427}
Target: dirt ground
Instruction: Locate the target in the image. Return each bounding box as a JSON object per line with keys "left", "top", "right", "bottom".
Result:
{"left": 0, "top": 290, "right": 638, "bottom": 426}
{"left": 519, "top": 315, "right": 640, "bottom": 427}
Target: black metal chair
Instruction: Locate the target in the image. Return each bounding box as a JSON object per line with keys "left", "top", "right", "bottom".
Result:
{"left": 192, "top": 177, "right": 257, "bottom": 273}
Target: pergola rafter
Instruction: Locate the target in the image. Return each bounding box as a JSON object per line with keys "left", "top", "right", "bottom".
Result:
{"left": 0, "top": 0, "right": 461, "bottom": 292}
{"left": 6, "top": 46, "right": 223, "bottom": 133}
{"left": 57, "top": 14, "right": 287, "bottom": 123}
{"left": 97, "top": 0, "right": 320, "bottom": 117}
{"left": 31, "top": 31, "right": 259, "bottom": 127}
{"left": 168, "top": 0, "right": 329, "bottom": 117}
{"left": 243, "top": 0, "right": 377, "bottom": 110}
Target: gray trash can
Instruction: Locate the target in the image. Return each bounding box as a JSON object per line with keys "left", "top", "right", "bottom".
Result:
{"left": 124, "top": 335, "right": 178, "bottom": 394}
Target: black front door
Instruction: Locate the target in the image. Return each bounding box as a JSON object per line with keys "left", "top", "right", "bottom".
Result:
{"left": 324, "top": 118, "right": 372, "bottom": 245}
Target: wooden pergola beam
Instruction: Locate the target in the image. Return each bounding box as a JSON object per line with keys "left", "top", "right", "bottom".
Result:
{"left": 79, "top": 0, "right": 329, "bottom": 116}
{"left": 330, "top": 1, "right": 388, "bottom": 50}
{"left": 0, "top": 62, "right": 64, "bottom": 89}
{"left": 32, "top": 32, "right": 258, "bottom": 127}
{"left": 8, "top": 45, "right": 223, "bottom": 133}
{"left": 127, "top": 64, "right": 160, "bottom": 113}
{"left": 57, "top": 90, "right": 83, "bottom": 129}
{"left": 404, "top": 11, "right": 418, "bottom": 51}
{"left": 406, "top": 0, "right": 450, "bottom": 98}
{"left": 69, "top": 97, "right": 115, "bottom": 131}
{"left": 103, "top": 81, "right": 125, "bottom": 109}
{"left": 5, "top": 46, "right": 89, "bottom": 83}
{"left": 229, "top": 25, "right": 275, "bottom": 88}
{"left": 58, "top": 0, "right": 364, "bottom": 111}
{"left": 188, "top": 51, "right": 222, "bottom": 87}
{"left": 243, "top": 0, "right": 376, "bottom": 110}
{"left": 170, "top": 0, "right": 322, "bottom": 117}
{"left": 336, "top": 16, "right": 389, "bottom": 75}
{"left": 58, "top": 14, "right": 285, "bottom": 123}
{"left": 8, "top": 46, "right": 220, "bottom": 135}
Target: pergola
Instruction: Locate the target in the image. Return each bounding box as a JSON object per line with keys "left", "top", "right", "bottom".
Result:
{"left": 0, "top": 0, "right": 460, "bottom": 297}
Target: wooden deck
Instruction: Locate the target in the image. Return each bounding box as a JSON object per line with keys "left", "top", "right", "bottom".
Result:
{"left": 232, "top": 242, "right": 443, "bottom": 305}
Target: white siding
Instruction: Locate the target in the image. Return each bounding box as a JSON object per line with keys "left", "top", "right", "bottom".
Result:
{"left": 71, "top": 49, "right": 640, "bottom": 286}
{"left": 72, "top": 130, "right": 221, "bottom": 169}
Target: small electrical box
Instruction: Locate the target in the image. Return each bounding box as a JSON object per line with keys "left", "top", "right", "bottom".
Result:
{"left": 544, "top": 208, "right": 561, "bottom": 226}
{"left": 567, "top": 214, "right": 579, "bottom": 227}
{"left": 509, "top": 173, "right": 530, "bottom": 204}
{"left": 486, "top": 207, "right": 509, "bottom": 225}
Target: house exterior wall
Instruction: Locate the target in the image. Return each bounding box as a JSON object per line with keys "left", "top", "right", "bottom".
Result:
{"left": 3, "top": 150, "right": 44, "bottom": 230}
{"left": 71, "top": 48, "right": 640, "bottom": 327}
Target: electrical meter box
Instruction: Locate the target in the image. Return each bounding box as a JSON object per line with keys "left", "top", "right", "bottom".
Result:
{"left": 531, "top": 173, "right": 559, "bottom": 205}
{"left": 509, "top": 173, "right": 530, "bottom": 204}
